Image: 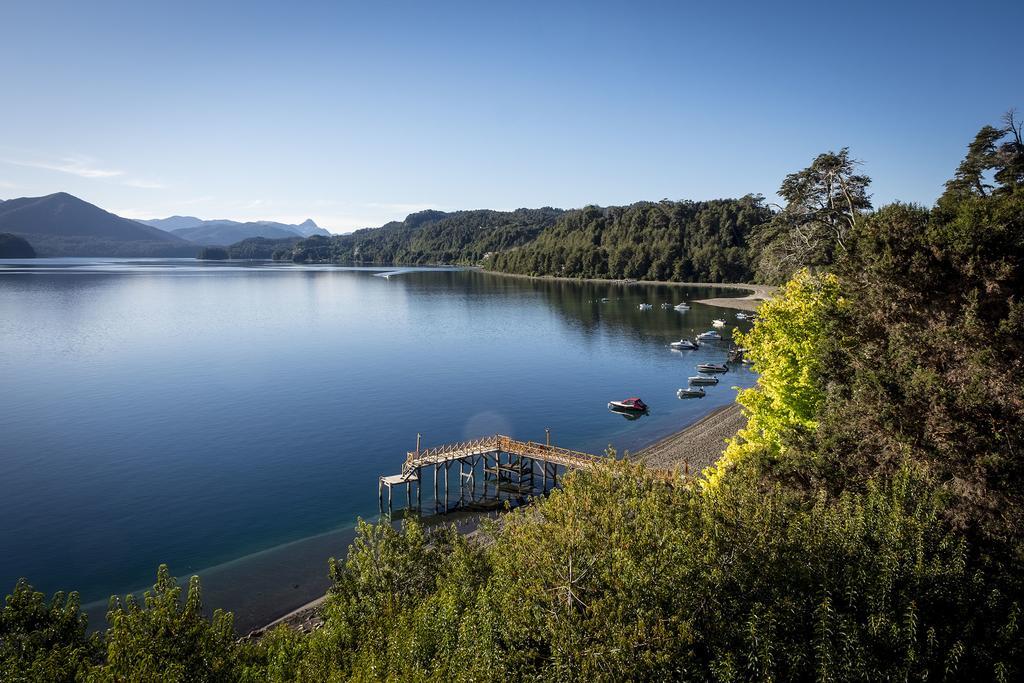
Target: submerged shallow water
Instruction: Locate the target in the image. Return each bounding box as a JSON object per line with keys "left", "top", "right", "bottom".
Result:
{"left": 0, "top": 259, "right": 756, "bottom": 629}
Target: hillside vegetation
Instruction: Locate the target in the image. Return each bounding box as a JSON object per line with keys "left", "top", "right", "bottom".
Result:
{"left": 3, "top": 114, "right": 1023, "bottom": 681}
{"left": 274, "top": 199, "right": 770, "bottom": 283}
{"left": 0, "top": 233, "right": 36, "bottom": 258}
{"left": 280, "top": 208, "right": 564, "bottom": 266}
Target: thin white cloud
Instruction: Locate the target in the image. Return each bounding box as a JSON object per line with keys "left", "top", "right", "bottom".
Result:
{"left": 4, "top": 155, "right": 124, "bottom": 179}
{"left": 122, "top": 178, "right": 166, "bottom": 189}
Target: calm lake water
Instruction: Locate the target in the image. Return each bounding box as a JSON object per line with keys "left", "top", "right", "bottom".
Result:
{"left": 0, "top": 258, "right": 756, "bottom": 630}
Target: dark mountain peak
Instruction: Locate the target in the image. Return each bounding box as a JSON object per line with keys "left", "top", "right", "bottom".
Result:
{"left": 0, "top": 191, "right": 185, "bottom": 244}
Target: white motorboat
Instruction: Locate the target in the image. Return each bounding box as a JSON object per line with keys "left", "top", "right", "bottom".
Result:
{"left": 674, "top": 303, "right": 690, "bottom": 311}
{"left": 712, "top": 318, "right": 727, "bottom": 328}
{"left": 697, "top": 362, "right": 729, "bottom": 373}
{"left": 638, "top": 303, "right": 653, "bottom": 311}
{"left": 677, "top": 387, "right": 705, "bottom": 398}
{"left": 688, "top": 374, "right": 719, "bottom": 385}
{"left": 696, "top": 330, "right": 722, "bottom": 341}
{"left": 670, "top": 338, "right": 699, "bottom": 350}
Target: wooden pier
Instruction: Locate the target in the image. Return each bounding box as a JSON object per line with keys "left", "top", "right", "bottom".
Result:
{"left": 378, "top": 432, "right": 678, "bottom": 516}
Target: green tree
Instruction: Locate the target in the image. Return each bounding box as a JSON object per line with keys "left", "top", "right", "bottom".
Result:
{"left": 91, "top": 566, "right": 237, "bottom": 682}
{"left": 710, "top": 269, "right": 844, "bottom": 487}
{"left": 1, "top": 579, "right": 98, "bottom": 682}
{"left": 754, "top": 149, "right": 872, "bottom": 283}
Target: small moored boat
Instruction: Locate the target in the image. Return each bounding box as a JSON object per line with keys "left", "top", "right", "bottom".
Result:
{"left": 688, "top": 374, "right": 719, "bottom": 385}
{"left": 670, "top": 338, "right": 699, "bottom": 350}
{"left": 677, "top": 387, "right": 705, "bottom": 398}
{"left": 696, "top": 330, "right": 722, "bottom": 341}
{"left": 638, "top": 303, "right": 653, "bottom": 311}
{"left": 712, "top": 318, "right": 727, "bottom": 328}
{"left": 697, "top": 362, "right": 729, "bottom": 373}
{"left": 735, "top": 312, "right": 751, "bottom": 320}
{"left": 608, "top": 397, "right": 648, "bottom": 413}
{"left": 674, "top": 303, "right": 690, "bottom": 311}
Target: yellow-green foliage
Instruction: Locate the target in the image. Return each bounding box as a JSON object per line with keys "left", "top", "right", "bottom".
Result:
{"left": 708, "top": 270, "right": 844, "bottom": 486}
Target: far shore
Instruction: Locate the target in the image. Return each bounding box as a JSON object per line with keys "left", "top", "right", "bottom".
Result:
{"left": 476, "top": 268, "right": 775, "bottom": 312}
{"left": 248, "top": 400, "right": 749, "bottom": 637}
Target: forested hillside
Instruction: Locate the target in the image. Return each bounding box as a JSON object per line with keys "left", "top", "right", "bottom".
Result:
{"left": 489, "top": 196, "right": 771, "bottom": 282}
{"left": 280, "top": 208, "right": 564, "bottom": 265}
{"left": 4, "top": 114, "right": 1023, "bottom": 680}
{"left": 275, "top": 198, "right": 771, "bottom": 283}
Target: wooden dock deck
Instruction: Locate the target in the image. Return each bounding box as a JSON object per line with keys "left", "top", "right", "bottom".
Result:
{"left": 379, "top": 433, "right": 678, "bottom": 515}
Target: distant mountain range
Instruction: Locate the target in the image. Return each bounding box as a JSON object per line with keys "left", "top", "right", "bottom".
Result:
{"left": 140, "top": 216, "right": 330, "bottom": 244}
{"left": 0, "top": 192, "right": 331, "bottom": 256}
{"left": 0, "top": 192, "right": 196, "bottom": 257}
{"left": 0, "top": 193, "right": 185, "bottom": 243}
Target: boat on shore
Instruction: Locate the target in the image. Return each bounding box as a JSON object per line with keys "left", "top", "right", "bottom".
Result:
{"left": 727, "top": 347, "right": 748, "bottom": 363}
{"left": 608, "top": 397, "right": 648, "bottom": 413}
{"left": 677, "top": 387, "right": 705, "bottom": 398}
{"left": 697, "top": 362, "right": 729, "bottom": 373}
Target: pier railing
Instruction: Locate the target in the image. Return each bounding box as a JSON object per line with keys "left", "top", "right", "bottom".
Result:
{"left": 402, "top": 434, "right": 610, "bottom": 477}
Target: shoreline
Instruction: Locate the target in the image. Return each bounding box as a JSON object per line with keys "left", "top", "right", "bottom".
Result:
{"left": 248, "top": 401, "right": 748, "bottom": 637}
{"left": 475, "top": 269, "right": 775, "bottom": 312}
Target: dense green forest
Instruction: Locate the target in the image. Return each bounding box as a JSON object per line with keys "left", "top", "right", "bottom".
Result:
{"left": 274, "top": 200, "right": 771, "bottom": 283}
{"left": 274, "top": 197, "right": 774, "bottom": 282}
{"left": 4, "top": 114, "right": 1023, "bottom": 680}
{"left": 226, "top": 236, "right": 301, "bottom": 260}
{"left": 196, "top": 246, "right": 229, "bottom": 260}
{"left": 278, "top": 208, "right": 564, "bottom": 266}
{"left": 489, "top": 197, "right": 771, "bottom": 282}
{"left": 0, "top": 233, "right": 35, "bottom": 258}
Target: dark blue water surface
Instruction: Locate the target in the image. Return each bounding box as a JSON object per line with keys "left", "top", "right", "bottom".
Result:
{"left": 0, "top": 259, "right": 756, "bottom": 629}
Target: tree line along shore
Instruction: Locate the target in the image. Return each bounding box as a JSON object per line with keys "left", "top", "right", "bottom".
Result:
{"left": 3, "top": 112, "right": 1023, "bottom": 681}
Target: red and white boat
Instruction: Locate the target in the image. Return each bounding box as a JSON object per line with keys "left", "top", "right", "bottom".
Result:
{"left": 608, "top": 397, "right": 648, "bottom": 413}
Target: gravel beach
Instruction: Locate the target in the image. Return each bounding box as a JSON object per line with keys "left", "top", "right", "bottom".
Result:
{"left": 633, "top": 403, "right": 746, "bottom": 472}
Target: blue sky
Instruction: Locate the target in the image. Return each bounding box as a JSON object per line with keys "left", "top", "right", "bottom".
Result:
{"left": 1, "top": 0, "right": 1021, "bottom": 233}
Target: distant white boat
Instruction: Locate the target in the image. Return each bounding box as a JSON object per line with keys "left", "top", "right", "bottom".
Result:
{"left": 674, "top": 303, "right": 690, "bottom": 311}
{"left": 677, "top": 386, "right": 705, "bottom": 398}
{"left": 735, "top": 312, "right": 751, "bottom": 320}
{"left": 688, "top": 374, "right": 719, "bottom": 385}
{"left": 712, "top": 318, "right": 727, "bottom": 328}
{"left": 670, "top": 338, "right": 699, "bottom": 350}
{"left": 638, "top": 303, "right": 653, "bottom": 311}
{"left": 696, "top": 330, "right": 721, "bottom": 341}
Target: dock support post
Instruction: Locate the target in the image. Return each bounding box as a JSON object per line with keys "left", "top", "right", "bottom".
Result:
{"left": 442, "top": 462, "right": 448, "bottom": 513}
{"left": 378, "top": 478, "right": 383, "bottom": 511}
{"left": 417, "top": 468, "right": 421, "bottom": 509}
{"left": 434, "top": 464, "right": 439, "bottom": 513}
